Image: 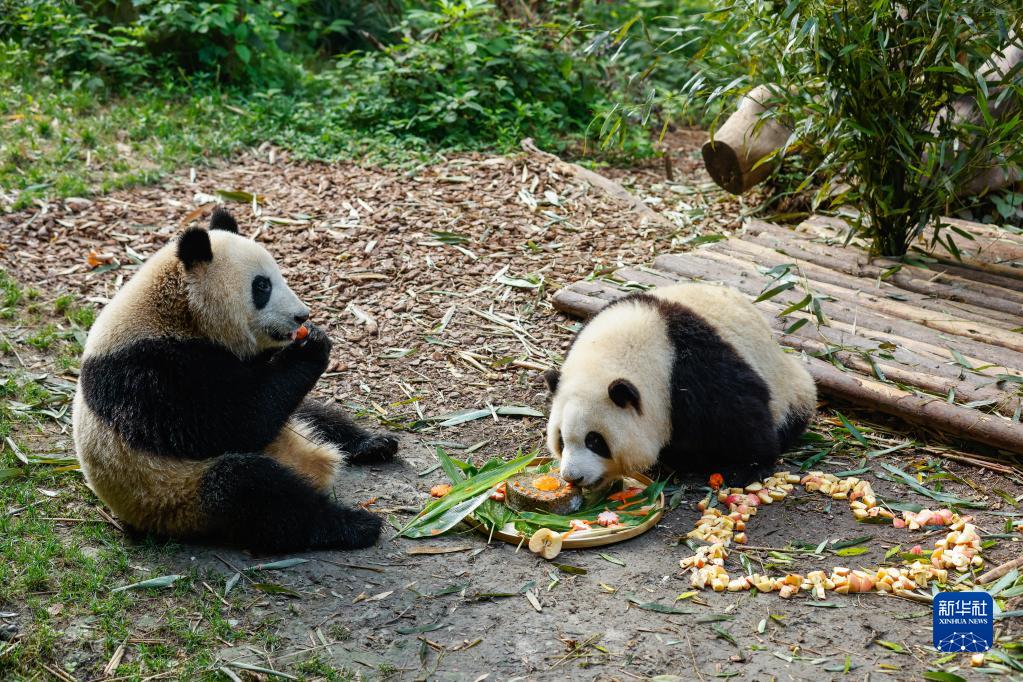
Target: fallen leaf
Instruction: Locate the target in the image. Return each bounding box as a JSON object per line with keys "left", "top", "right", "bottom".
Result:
{"left": 406, "top": 545, "right": 474, "bottom": 555}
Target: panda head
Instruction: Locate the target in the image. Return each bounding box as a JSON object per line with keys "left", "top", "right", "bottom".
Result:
{"left": 544, "top": 369, "right": 662, "bottom": 488}
{"left": 176, "top": 208, "right": 310, "bottom": 356}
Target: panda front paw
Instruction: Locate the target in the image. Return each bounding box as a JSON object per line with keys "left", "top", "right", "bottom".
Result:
{"left": 347, "top": 433, "right": 399, "bottom": 465}
{"left": 339, "top": 507, "right": 383, "bottom": 549}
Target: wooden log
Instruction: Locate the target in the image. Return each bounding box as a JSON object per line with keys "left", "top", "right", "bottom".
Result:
{"left": 804, "top": 356, "right": 1023, "bottom": 454}
{"left": 715, "top": 236, "right": 1023, "bottom": 327}
{"left": 653, "top": 250, "right": 1023, "bottom": 371}
{"left": 798, "top": 215, "right": 1023, "bottom": 288}
{"left": 782, "top": 334, "right": 1020, "bottom": 418}
{"left": 744, "top": 219, "right": 1023, "bottom": 315}
{"left": 701, "top": 85, "right": 792, "bottom": 194}
{"left": 616, "top": 260, "right": 1023, "bottom": 387}
{"left": 692, "top": 247, "right": 1023, "bottom": 356}
{"left": 551, "top": 287, "right": 606, "bottom": 318}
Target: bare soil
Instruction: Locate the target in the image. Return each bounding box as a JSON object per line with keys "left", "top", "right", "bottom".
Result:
{"left": 1, "top": 132, "right": 1021, "bottom": 680}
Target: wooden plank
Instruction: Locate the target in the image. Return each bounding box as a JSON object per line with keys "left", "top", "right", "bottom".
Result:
{"left": 716, "top": 237, "right": 1023, "bottom": 327}
{"left": 653, "top": 250, "right": 1023, "bottom": 371}
{"left": 565, "top": 266, "right": 1021, "bottom": 395}
{"left": 617, "top": 262, "right": 1023, "bottom": 386}
{"left": 745, "top": 220, "right": 1023, "bottom": 315}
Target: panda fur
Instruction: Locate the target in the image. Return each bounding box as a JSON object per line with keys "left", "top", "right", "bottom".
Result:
{"left": 72, "top": 208, "right": 398, "bottom": 553}
{"left": 545, "top": 283, "right": 816, "bottom": 487}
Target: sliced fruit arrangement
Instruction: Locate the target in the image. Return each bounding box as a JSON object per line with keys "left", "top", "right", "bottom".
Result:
{"left": 679, "top": 469, "right": 984, "bottom": 598}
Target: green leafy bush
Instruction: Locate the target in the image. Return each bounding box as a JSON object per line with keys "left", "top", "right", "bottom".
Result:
{"left": 0, "top": 0, "right": 401, "bottom": 87}
{"left": 671, "top": 0, "right": 1023, "bottom": 256}
{"left": 304, "top": 0, "right": 614, "bottom": 152}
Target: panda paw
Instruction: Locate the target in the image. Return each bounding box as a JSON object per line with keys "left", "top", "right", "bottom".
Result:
{"left": 347, "top": 433, "right": 399, "bottom": 465}
{"left": 337, "top": 507, "right": 383, "bottom": 549}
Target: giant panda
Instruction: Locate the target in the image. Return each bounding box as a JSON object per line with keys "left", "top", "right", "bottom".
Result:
{"left": 72, "top": 208, "right": 398, "bottom": 553}
{"left": 545, "top": 282, "right": 816, "bottom": 488}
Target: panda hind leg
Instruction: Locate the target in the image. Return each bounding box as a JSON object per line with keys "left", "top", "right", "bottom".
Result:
{"left": 199, "top": 453, "right": 382, "bottom": 552}
{"left": 293, "top": 399, "right": 399, "bottom": 465}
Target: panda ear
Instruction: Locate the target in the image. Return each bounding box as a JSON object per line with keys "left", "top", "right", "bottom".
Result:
{"left": 177, "top": 228, "right": 213, "bottom": 270}
{"left": 209, "top": 207, "right": 239, "bottom": 233}
{"left": 608, "top": 378, "right": 641, "bottom": 413}
{"left": 543, "top": 369, "right": 561, "bottom": 393}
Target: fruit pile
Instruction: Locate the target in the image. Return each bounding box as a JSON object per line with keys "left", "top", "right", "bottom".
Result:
{"left": 679, "top": 470, "right": 984, "bottom": 598}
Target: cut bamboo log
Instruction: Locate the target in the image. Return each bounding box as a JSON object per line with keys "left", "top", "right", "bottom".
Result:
{"left": 566, "top": 270, "right": 1022, "bottom": 389}
{"left": 714, "top": 236, "right": 1022, "bottom": 327}
{"left": 782, "top": 334, "right": 1020, "bottom": 418}
{"left": 716, "top": 237, "right": 1018, "bottom": 327}
{"left": 701, "top": 85, "right": 792, "bottom": 194}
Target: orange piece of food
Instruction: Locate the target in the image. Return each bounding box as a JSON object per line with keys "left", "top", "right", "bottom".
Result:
{"left": 430, "top": 483, "right": 452, "bottom": 498}
{"left": 708, "top": 473, "right": 724, "bottom": 490}
{"left": 608, "top": 487, "right": 644, "bottom": 503}
{"left": 532, "top": 475, "right": 561, "bottom": 492}
{"left": 294, "top": 325, "right": 309, "bottom": 341}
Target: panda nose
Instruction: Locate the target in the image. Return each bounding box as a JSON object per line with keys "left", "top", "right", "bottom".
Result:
{"left": 564, "top": 474, "right": 585, "bottom": 486}
{"left": 294, "top": 313, "right": 309, "bottom": 325}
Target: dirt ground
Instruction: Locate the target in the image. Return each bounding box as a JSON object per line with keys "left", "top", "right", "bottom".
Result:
{"left": 2, "top": 133, "right": 1022, "bottom": 680}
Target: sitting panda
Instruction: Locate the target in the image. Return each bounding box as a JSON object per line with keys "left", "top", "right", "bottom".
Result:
{"left": 545, "top": 283, "right": 816, "bottom": 487}
{"left": 72, "top": 208, "right": 398, "bottom": 553}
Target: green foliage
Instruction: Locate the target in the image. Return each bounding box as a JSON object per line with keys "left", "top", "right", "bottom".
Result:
{"left": 0, "top": 0, "right": 401, "bottom": 87}
{"left": 669, "top": 0, "right": 1023, "bottom": 256}
{"left": 299, "top": 0, "right": 628, "bottom": 153}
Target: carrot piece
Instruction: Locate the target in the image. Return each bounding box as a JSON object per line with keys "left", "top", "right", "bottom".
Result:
{"left": 708, "top": 473, "right": 724, "bottom": 490}
{"left": 608, "top": 487, "right": 644, "bottom": 503}
{"left": 430, "top": 483, "right": 452, "bottom": 498}
{"left": 294, "top": 325, "right": 309, "bottom": 341}
{"left": 532, "top": 475, "right": 561, "bottom": 492}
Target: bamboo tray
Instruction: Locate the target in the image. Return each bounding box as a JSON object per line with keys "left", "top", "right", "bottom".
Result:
{"left": 464, "top": 461, "right": 665, "bottom": 550}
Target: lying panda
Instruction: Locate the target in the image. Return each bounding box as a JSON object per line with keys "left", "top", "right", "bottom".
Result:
{"left": 72, "top": 208, "right": 398, "bottom": 553}
{"left": 546, "top": 283, "right": 816, "bottom": 487}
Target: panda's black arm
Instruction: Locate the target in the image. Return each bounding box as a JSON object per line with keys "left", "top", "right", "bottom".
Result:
{"left": 80, "top": 333, "right": 330, "bottom": 459}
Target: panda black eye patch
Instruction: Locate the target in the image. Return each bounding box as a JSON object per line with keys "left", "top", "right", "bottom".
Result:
{"left": 252, "top": 276, "right": 272, "bottom": 309}
{"left": 585, "top": 431, "right": 611, "bottom": 459}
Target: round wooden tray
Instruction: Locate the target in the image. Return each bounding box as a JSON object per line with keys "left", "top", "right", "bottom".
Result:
{"left": 464, "top": 460, "right": 665, "bottom": 550}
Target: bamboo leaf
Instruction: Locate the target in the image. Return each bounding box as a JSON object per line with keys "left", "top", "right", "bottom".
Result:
{"left": 398, "top": 452, "right": 535, "bottom": 538}
{"left": 627, "top": 596, "right": 692, "bottom": 615}
{"left": 112, "top": 574, "right": 183, "bottom": 593}
{"left": 244, "top": 558, "right": 309, "bottom": 571}
{"left": 252, "top": 583, "right": 302, "bottom": 598}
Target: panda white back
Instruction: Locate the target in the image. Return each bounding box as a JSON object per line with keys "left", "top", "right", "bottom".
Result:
{"left": 547, "top": 282, "right": 816, "bottom": 487}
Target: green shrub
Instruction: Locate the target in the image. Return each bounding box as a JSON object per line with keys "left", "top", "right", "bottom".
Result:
{"left": 301, "top": 0, "right": 614, "bottom": 152}
{"left": 0, "top": 0, "right": 401, "bottom": 87}
{"left": 671, "top": 0, "right": 1023, "bottom": 256}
